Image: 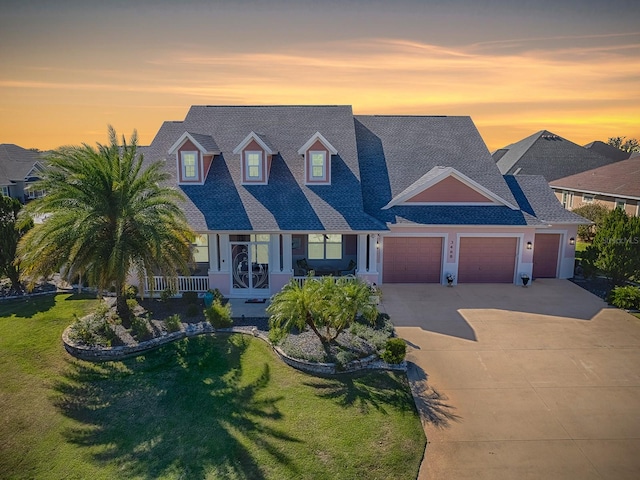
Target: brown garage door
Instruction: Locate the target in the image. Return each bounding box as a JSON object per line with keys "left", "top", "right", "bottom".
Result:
{"left": 458, "top": 237, "right": 517, "bottom": 283}
{"left": 533, "top": 234, "right": 560, "bottom": 278}
{"left": 383, "top": 237, "right": 442, "bottom": 283}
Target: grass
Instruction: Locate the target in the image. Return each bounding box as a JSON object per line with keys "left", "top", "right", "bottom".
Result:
{"left": 575, "top": 241, "right": 589, "bottom": 259}
{"left": 0, "top": 294, "right": 426, "bottom": 479}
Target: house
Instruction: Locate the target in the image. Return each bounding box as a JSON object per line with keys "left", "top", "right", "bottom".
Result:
{"left": 140, "top": 106, "right": 586, "bottom": 298}
{"left": 583, "top": 140, "right": 633, "bottom": 162}
{"left": 0, "top": 144, "right": 46, "bottom": 202}
{"left": 494, "top": 130, "right": 621, "bottom": 182}
{"left": 550, "top": 156, "right": 640, "bottom": 217}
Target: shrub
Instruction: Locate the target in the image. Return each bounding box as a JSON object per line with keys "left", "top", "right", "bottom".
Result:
{"left": 164, "top": 313, "right": 182, "bottom": 333}
{"left": 160, "top": 285, "right": 176, "bottom": 303}
{"left": 268, "top": 326, "right": 287, "bottom": 345}
{"left": 381, "top": 338, "right": 407, "bottom": 364}
{"left": 131, "top": 315, "right": 153, "bottom": 341}
{"left": 186, "top": 303, "right": 199, "bottom": 318}
{"left": 124, "top": 284, "right": 138, "bottom": 299}
{"left": 609, "top": 286, "right": 640, "bottom": 310}
{"left": 68, "top": 315, "right": 97, "bottom": 346}
{"left": 335, "top": 349, "right": 357, "bottom": 369}
{"left": 183, "top": 291, "right": 199, "bottom": 304}
{"left": 126, "top": 298, "right": 139, "bottom": 311}
{"left": 204, "top": 299, "right": 233, "bottom": 328}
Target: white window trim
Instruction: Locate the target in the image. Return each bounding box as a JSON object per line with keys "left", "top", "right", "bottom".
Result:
{"left": 1, "top": 186, "right": 9, "bottom": 196}
{"left": 582, "top": 194, "right": 594, "bottom": 203}
{"left": 244, "top": 151, "right": 263, "bottom": 182}
{"left": 308, "top": 150, "right": 327, "bottom": 182}
{"left": 181, "top": 151, "right": 199, "bottom": 181}
{"left": 615, "top": 198, "right": 626, "bottom": 210}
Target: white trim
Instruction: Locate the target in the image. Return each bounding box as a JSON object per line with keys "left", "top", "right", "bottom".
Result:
{"left": 233, "top": 131, "right": 275, "bottom": 155}
{"left": 308, "top": 150, "right": 328, "bottom": 182}
{"left": 242, "top": 150, "right": 265, "bottom": 183}
{"left": 24, "top": 162, "right": 44, "bottom": 179}
{"left": 180, "top": 151, "right": 200, "bottom": 181}
{"left": 382, "top": 167, "right": 519, "bottom": 210}
{"left": 388, "top": 222, "right": 547, "bottom": 229}
{"left": 582, "top": 193, "right": 594, "bottom": 203}
{"left": 297, "top": 132, "right": 338, "bottom": 155}
{"left": 615, "top": 198, "right": 626, "bottom": 210}
{"left": 168, "top": 132, "right": 218, "bottom": 155}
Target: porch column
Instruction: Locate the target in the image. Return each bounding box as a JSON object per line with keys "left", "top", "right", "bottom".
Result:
{"left": 208, "top": 233, "right": 219, "bottom": 272}
{"left": 357, "top": 234, "right": 368, "bottom": 273}
{"left": 368, "top": 234, "right": 378, "bottom": 273}
{"left": 270, "top": 234, "right": 282, "bottom": 273}
{"left": 218, "top": 234, "right": 230, "bottom": 272}
{"left": 282, "top": 234, "right": 293, "bottom": 273}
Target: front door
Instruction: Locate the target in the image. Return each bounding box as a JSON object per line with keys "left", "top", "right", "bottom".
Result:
{"left": 230, "top": 236, "right": 270, "bottom": 296}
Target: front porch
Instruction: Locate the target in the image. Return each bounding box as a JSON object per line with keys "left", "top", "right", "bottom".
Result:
{"left": 143, "top": 232, "right": 381, "bottom": 298}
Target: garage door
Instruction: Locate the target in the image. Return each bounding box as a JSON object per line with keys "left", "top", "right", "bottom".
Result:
{"left": 458, "top": 237, "right": 517, "bottom": 283}
{"left": 533, "top": 234, "right": 560, "bottom": 278}
{"left": 383, "top": 237, "right": 442, "bottom": 283}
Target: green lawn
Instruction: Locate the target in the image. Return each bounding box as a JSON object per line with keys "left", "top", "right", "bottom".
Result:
{"left": 0, "top": 294, "right": 425, "bottom": 479}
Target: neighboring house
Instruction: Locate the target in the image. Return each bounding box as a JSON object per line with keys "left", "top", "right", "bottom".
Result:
{"left": 140, "top": 106, "right": 586, "bottom": 298}
{"left": 550, "top": 157, "right": 640, "bottom": 217}
{"left": 0, "top": 144, "right": 46, "bottom": 201}
{"left": 494, "top": 130, "right": 620, "bottom": 182}
{"left": 583, "top": 140, "right": 632, "bottom": 162}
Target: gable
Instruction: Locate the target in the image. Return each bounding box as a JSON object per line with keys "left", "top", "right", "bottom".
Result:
{"left": 405, "top": 175, "right": 494, "bottom": 203}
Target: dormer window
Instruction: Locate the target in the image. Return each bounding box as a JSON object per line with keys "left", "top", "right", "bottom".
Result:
{"left": 181, "top": 151, "right": 198, "bottom": 180}
{"left": 233, "top": 132, "right": 276, "bottom": 185}
{"left": 245, "top": 151, "right": 263, "bottom": 181}
{"left": 310, "top": 151, "right": 327, "bottom": 181}
{"left": 168, "top": 132, "right": 219, "bottom": 185}
{"left": 298, "top": 132, "right": 338, "bottom": 185}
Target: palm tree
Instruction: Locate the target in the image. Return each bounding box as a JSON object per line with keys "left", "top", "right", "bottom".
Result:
{"left": 17, "top": 127, "right": 194, "bottom": 327}
{"left": 267, "top": 276, "right": 330, "bottom": 342}
{"left": 267, "top": 276, "right": 378, "bottom": 343}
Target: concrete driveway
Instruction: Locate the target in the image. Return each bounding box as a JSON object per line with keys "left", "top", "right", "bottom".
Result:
{"left": 381, "top": 279, "right": 640, "bottom": 480}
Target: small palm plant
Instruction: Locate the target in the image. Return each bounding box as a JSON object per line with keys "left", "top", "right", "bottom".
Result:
{"left": 268, "top": 276, "right": 378, "bottom": 343}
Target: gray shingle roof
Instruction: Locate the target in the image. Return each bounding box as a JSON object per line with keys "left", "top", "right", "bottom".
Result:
{"left": 188, "top": 133, "right": 219, "bottom": 153}
{"left": 505, "top": 175, "right": 588, "bottom": 224}
{"left": 354, "top": 115, "right": 533, "bottom": 225}
{"left": 142, "top": 106, "right": 386, "bottom": 232}
{"left": 495, "top": 130, "right": 620, "bottom": 182}
{"left": 550, "top": 156, "right": 640, "bottom": 200}
{"left": 142, "top": 107, "right": 579, "bottom": 231}
{"left": 0, "top": 144, "right": 44, "bottom": 186}
{"left": 583, "top": 140, "right": 631, "bottom": 162}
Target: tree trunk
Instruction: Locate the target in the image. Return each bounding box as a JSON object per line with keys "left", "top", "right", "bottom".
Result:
{"left": 306, "top": 313, "right": 326, "bottom": 343}
{"left": 116, "top": 293, "right": 132, "bottom": 329}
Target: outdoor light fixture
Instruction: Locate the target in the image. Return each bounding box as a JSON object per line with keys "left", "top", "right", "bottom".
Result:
{"left": 569, "top": 237, "right": 575, "bottom": 245}
{"left": 526, "top": 241, "right": 533, "bottom": 250}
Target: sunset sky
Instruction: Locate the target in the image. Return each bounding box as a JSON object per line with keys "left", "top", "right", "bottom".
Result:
{"left": 1, "top": 0, "right": 639, "bottom": 152}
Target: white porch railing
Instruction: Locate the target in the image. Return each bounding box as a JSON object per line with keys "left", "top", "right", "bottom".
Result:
{"left": 292, "top": 275, "right": 358, "bottom": 288}
{"left": 144, "top": 276, "right": 209, "bottom": 293}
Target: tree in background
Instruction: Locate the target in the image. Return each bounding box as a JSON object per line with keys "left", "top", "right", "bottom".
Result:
{"left": 572, "top": 202, "right": 609, "bottom": 243}
{"left": 583, "top": 208, "right": 640, "bottom": 287}
{"left": 17, "top": 127, "right": 195, "bottom": 326}
{"left": 607, "top": 136, "right": 640, "bottom": 153}
{"left": 0, "top": 196, "right": 33, "bottom": 291}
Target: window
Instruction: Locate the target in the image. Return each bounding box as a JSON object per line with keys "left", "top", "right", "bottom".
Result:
{"left": 192, "top": 235, "right": 209, "bottom": 263}
{"left": 2, "top": 186, "right": 9, "bottom": 196}
{"left": 309, "top": 151, "right": 326, "bottom": 181}
{"left": 561, "top": 191, "right": 573, "bottom": 208}
{"left": 308, "top": 234, "right": 342, "bottom": 260}
{"left": 181, "top": 151, "right": 198, "bottom": 180}
{"left": 615, "top": 199, "right": 626, "bottom": 210}
{"left": 245, "top": 151, "right": 262, "bottom": 181}
{"left": 582, "top": 194, "right": 594, "bottom": 204}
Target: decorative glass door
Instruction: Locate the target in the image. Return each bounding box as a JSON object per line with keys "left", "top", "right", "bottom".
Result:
{"left": 230, "top": 235, "right": 270, "bottom": 295}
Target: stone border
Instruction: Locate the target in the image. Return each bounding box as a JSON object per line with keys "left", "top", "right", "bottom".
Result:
{"left": 62, "top": 322, "right": 406, "bottom": 374}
